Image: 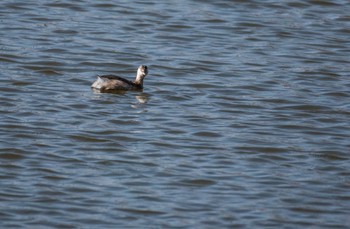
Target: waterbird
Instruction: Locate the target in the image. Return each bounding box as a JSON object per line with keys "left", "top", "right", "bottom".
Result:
{"left": 92, "top": 65, "right": 148, "bottom": 91}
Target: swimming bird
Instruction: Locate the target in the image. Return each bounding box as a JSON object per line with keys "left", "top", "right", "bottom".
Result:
{"left": 91, "top": 65, "right": 148, "bottom": 91}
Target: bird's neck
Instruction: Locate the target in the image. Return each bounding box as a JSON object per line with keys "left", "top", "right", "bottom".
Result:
{"left": 134, "top": 74, "right": 144, "bottom": 87}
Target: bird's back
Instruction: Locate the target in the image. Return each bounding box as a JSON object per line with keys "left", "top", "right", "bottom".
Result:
{"left": 91, "top": 75, "right": 140, "bottom": 91}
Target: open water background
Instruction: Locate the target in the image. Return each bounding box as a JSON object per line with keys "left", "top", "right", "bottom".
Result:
{"left": 1, "top": 0, "right": 350, "bottom": 228}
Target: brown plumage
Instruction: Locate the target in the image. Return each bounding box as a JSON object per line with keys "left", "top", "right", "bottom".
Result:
{"left": 92, "top": 65, "right": 148, "bottom": 91}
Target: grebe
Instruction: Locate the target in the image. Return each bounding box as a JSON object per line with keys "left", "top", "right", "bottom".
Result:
{"left": 92, "top": 65, "right": 148, "bottom": 91}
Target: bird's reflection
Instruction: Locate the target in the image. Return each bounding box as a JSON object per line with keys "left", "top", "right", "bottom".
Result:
{"left": 92, "top": 88, "right": 128, "bottom": 95}
{"left": 132, "top": 93, "right": 149, "bottom": 109}
{"left": 135, "top": 94, "right": 148, "bottom": 104}
{"left": 92, "top": 88, "right": 150, "bottom": 107}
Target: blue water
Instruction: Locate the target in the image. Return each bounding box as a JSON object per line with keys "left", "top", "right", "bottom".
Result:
{"left": 1, "top": 0, "right": 350, "bottom": 228}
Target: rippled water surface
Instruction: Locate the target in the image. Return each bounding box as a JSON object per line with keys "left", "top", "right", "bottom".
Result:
{"left": 1, "top": 0, "right": 350, "bottom": 228}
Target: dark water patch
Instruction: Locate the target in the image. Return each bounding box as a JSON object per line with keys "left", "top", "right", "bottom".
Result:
{"left": 192, "top": 131, "right": 222, "bottom": 138}
{"left": 28, "top": 17, "right": 63, "bottom": 22}
{"left": 3, "top": 2, "right": 32, "bottom": 11}
{"left": 67, "top": 135, "right": 111, "bottom": 143}
{"left": 236, "top": 22, "right": 267, "bottom": 28}
{"left": 308, "top": 0, "right": 341, "bottom": 6}
{"left": 237, "top": 146, "right": 289, "bottom": 154}
{"left": 117, "top": 208, "right": 165, "bottom": 216}
{"left": 91, "top": 3, "right": 118, "bottom": 8}
{"left": 11, "top": 81, "right": 33, "bottom": 86}
{"left": 36, "top": 69, "right": 62, "bottom": 75}
{"left": 42, "top": 48, "right": 68, "bottom": 53}
{"left": 44, "top": 2, "right": 86, "bottom": 12}
{"left": 21, "top": 65, "right": 65, "bottom": 73}
{"left": 177, "top": 179, "right": 216, "bottom": 187}
{"left": 324, "top": 91, "right": 350, "bottom": 98}
{"left": 0, "top": 57, "right": 19, "bottom": 63}
{"left": 278, "top": 104, "right": 330, "bottom": 112}
{"left": 0, "top": 151, "right": 25, "bottom": 160}
{"left": 287, "top": 2, "right": 311, "bottom": 8}
{"left": 53, "top": 29, "right": 79, "bottom": 35}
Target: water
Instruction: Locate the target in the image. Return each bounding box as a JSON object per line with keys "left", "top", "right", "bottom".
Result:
{"left": 1, "top": 0, "right": 350, "bottom": 228}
